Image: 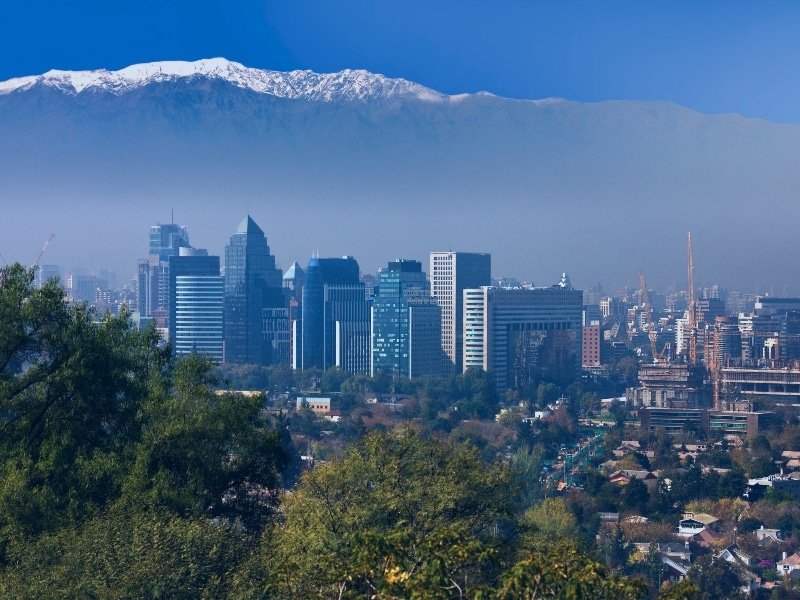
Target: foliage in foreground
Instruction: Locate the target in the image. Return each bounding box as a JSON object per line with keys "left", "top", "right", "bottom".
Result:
{"left": 0, "top": 264, "right": 657, "bottom": 598}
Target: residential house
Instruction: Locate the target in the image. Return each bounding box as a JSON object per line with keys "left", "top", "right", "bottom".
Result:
{"left": 717, "top": 545, "right": 761, "bottom": 594}
{"left": 778, "top": 552, "right": 800, "bottom": 576}
{"left": 755, "top": 526, "right": 783, "bottom": 543}
{"left": 678, "top": 512, "right": 719, "bottom": 537}
{"left": 632, "top": 542, "right": 691, "bottom": 584}
{"left": 609, "top": 470, "right": 659, "bottom": 491}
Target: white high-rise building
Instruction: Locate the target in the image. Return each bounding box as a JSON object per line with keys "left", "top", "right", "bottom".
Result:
{"left": 429, "top": 252, "right": 491, "bottom": 373}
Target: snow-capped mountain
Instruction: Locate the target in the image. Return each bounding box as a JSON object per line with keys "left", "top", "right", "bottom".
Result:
{"left": 0, "top": 58, "right": 452, "bottom": 103}
{"left": 1, "top": 58, "right": 799, "bottom": 289}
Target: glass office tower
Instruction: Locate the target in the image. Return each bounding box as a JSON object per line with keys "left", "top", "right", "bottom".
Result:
{"left": 301, "top": 256, "right": 369, "bottom": 373}
{"left": 224, "top": 216, "right": 287, "bottom": 365}
{"left": 371, "top": 260, "right": 445, "bottom": 378}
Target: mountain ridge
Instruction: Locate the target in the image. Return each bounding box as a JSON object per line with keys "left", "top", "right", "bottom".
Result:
{"left": 0, "top": 57, "right": 487, "bottom": 104}
{"left": 1, "top": 58, "right": 799, "bottom": 289}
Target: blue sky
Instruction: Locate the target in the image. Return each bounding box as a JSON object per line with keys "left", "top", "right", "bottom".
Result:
{"left": 2, "top": 0, "right": 800, "bottom": 122}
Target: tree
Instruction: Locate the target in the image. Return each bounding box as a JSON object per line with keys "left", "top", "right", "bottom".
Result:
{"left": 622, "top": 477, "right": 650, "bottom": 514}
{"left": 717, "top": 469, "right": 746, "bottom": 499}
{"left": 0, "top": 504, "right": 249, "bottom": 599}
{"left": 320, "top": 366, "right": 349, "bottom": 392}
{"left": 644, "top": 542, "right": 665, "bottom": 592}
{"left": 536, "top": 382, "right": 560, "bottom": 408}
{"left": 581, "top": 392, "right": 601, "bottom": 414}
{"left": 609, "top": 399, "right": 628, "bottom": 429}
{"left": 685, "top": 555, "right": 746, "bottom": 600}
{"left": 598, "top": 525, "right": 632, "bottom": 571}
{"left": 658, "top": 578, "right": 701, "bottom": 599}
{"left": 0, "top": 264, "right": 168, "bottom": 541}
{"left": 509, "top": 444, "right": 546, "bottom": 508}
{"left": 125, "top": 355, "right": 289, "bottom": 531}
{"left": 267, "top": 429, "right": 517, "bottom": 599}
{"left": 490, "top": 541, "right": 645, "bottom": 600}
{"left": 521, "top": 497, "right": 580, "bottom": 546}
{"left": 614, "top": 356, "right": 639, "bottom": 387}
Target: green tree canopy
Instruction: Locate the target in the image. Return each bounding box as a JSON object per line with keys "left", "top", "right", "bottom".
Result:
{"left": 268, "top": 429, "right": 517, "bottom": 599}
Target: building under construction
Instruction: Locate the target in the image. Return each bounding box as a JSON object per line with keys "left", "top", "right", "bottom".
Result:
{"left": 629, "top": 363, "right": 710, "bottom": 408}
{"left": 720, "top": 363, "right": 800, "bottom": 407}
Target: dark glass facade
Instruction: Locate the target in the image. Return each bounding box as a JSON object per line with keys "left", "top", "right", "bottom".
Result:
{"left": 224, "top": 216, "right": 287, "bottom": 365}
{"left": 301, "top": 257, "right": 368, "bottom": 372}
{"left": 371, "top": 260, "right": 444, "bottom": 378}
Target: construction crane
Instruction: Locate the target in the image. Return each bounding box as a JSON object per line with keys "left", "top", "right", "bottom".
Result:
{"left": 638, "top": 269, "right": 659, "bottom": 362}
{"left": 686, "top": 232, "right": 698, "bottom": 366}
{"left": 34, "top": 234, "right": 55, "bottom": 268}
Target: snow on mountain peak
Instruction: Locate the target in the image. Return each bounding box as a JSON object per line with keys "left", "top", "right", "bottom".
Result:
{"left": 0, "top": 58, "right": 451, "bottom": 103}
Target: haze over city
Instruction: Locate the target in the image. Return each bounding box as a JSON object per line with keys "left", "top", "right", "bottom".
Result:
{"left": 2, "top": 1, "right": 800, "bottom": 291}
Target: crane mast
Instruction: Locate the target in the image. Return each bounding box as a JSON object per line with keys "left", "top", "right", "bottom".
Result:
{"left": 687, "top": 232, "right": 698, "bottom": 365}
{"left": 638, "top": 269, "right": 659, "bottom": 362}
{"left": 35, "top": 234, "right": 55, "bottom": 268}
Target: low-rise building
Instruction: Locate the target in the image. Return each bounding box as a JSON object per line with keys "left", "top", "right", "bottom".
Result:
{"left": 678, "top": 512, "right": 719, "bottom": 537}
{"left": 778, "top": 552, "right": 800, "bottom": 576}
{"left": 755, "top": 526, "right": 783, "bottom": 543}
{"left": 640, "top": 407, "right": 771, "bottom": 437}
{"left": 296, "top": 396, "right": 332, "bottom": 416}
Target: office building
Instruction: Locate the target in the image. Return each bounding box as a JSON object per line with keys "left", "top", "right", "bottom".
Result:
{"left": 169, "top": 248, "right": 224, "bottom": 363}
{"left": 600, "top": 296, "right": 626, "bottom": 322}
{"left": 301, "top": 256, "right": 370, "bottom": 373}
{"left": 463, "top": 276, "right": 583, "bottom": 393}
{"left": 136, "top": 222, "right": 190, "bottom": 322}
{"left": 371, "top": 260, "right": 446, "bottom": 378}
{"left": 35, "top": 264, "right": 61, "bottom": 289}
{"left": 640, "top": 407, "right": 770, "bottom": 437}
{"left": 711, "top": 316, "right": 742, "bottom": 368}
{"left": 755, "top": 297, "right": 800, "bottom": 317}
{"left": 429, "top": 251, "right": 491, "bottom": 373}
{"left": 224, "top": 216, "right": 287, "bottom": 366}
{"left": 582, "top": 324, "right": 601, "bottom": 369}
{"left": 738, "top": 313, "right": 780, "bottom": 361}
{"left": 283, "top": 262, "right": 305, "bottom": 369}
{"left": 67, "top": 273, "right": 100, "bottom": 303}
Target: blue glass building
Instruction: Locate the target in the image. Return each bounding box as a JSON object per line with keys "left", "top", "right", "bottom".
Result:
{"left": 371, "top": 260, "right": 446, "bottom": 378}
{"left": 301, "top": 256, "right": 369, "bottom": 373}
{"left": 224, "top": 216, "right": 288, "bottom": 365}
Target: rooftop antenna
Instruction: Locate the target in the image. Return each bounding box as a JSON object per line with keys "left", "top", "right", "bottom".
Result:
{"left": 171, "top": 207, "right": 174, "bottom": 225}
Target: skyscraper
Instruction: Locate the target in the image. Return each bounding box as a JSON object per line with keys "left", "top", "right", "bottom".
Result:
{"left": 35, "top": 264, "right": 61, "bottom": 289}
{"left": 463, "top": 278, "right": 583, "bottom": 393}
{"left": 301, "top": 256, "right": 369, "bottom": 373}
{"left": 224, "top": 216, "right": 287, "bottom": 366}
{"left": 136, "top": 222, "right": 190, "bottom": 324}
{"left": 283, "top": 261, "right": 306, "bottom": 369}
{"left": 371, "top": 260, "right": 446, "bottom": 378}
{"left": 429, "top": 251, "right": 491, "bottom": 373}
{"left": 169, "top": 247, "right": 224, "bottom": 363}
